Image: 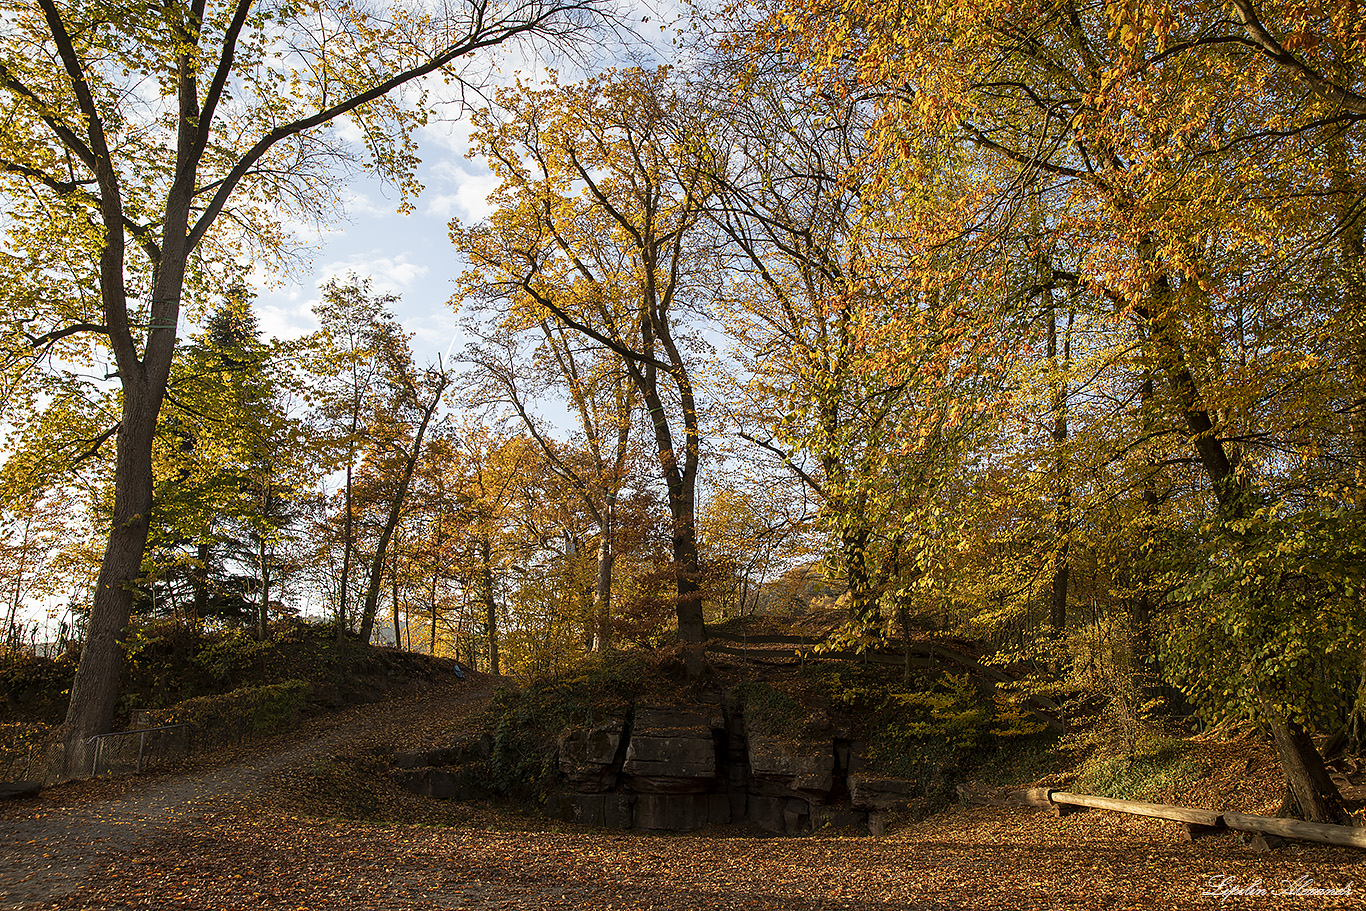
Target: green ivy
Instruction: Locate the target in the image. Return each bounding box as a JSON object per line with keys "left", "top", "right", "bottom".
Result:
{"left": 478, "top": 652, "right": 645, "bottom": 798}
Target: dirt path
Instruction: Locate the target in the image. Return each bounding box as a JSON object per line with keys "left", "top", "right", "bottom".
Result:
{"left": 2, "top": 676, "right": 1363, "bottom": 910}
{"left": 0, "top": 678, "right": 496, "bottom": 910}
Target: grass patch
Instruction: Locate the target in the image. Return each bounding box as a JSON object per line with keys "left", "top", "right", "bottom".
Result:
{"left": 967, "top": 732, "right": 1073, "bottom": 790}
{"left": 1075, "top": 736, "right": 1213, "bottom": 802}
{"left": 150, "top": 679, "right": 310, "bottom": 747}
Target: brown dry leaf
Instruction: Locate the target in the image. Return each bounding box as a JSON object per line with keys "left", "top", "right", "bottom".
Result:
{"left": 2, "top": 676, "right": 1362, "bottom": 911}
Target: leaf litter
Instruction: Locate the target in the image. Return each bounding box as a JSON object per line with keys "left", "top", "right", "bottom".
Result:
{"left": 2, "top": 675, "right": 1360, "bottom": 910}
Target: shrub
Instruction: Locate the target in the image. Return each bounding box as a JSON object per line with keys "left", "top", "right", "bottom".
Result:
{"left": 732, "top": 681, "right": 806, "bottom": 736}
{"left": 0, "top": 653, "right": 76, "bottom": 723}
{"left": 0, "top": 721, "right": 56, "bottom": 780}
{"left": 478, "top": 652, "right": 646, "bottom": 798}
{"left": 150, "top": 679, "right": 310, "bottom": 747}
{"left": 863, "top": 674, "right": 992, "bottom": 796}
{"left": 193, "top": 628, "right": 270, "bottom": 686}
{"left": 1075, "top": 736, "right": 1212, "bottom": 802}
{"left": 828, "top": 668, "right": 1048, "bottom": 802}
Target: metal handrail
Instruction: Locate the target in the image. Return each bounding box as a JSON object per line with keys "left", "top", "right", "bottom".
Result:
{"left": 85, "top": 723, "right": 193, "bottom": 777}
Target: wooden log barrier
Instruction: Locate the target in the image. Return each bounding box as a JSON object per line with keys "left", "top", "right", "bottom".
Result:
{"left": 1016, "top": 792, "right": 1366, "bottom": 852}
{"left": 976, "top": 789, "right": 1366, "bottom": 850}
{"left": 957, "top": 785, "right": 1054, "bottom": 808}
{"left": 1047, "top": 791, "right": 1226, "bottom": 840}
{"left": 1222, "top": 811, "right": 1366, "bottom": 850}
{"left": 1048, "top": 791, "right": 1223, "bottom": 827}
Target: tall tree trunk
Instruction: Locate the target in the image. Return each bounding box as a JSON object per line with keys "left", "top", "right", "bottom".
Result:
{"left": 357, "top": 378, "right": 447, "bottom": 644}
{"left": 337, "top": 463, "right": 354, "bottom": 642}
{"left": 592, "top": 524, "right": 615, "bottom": 652}
{"left": 1140, "top": 269, "right": 1348, "bottom": 823}
{"left": 61, "top": 59, "right": 186, "bottom": 774}
{"left": 63, "top": 380, "right": 162, "bottom": 775}
{"left": 391, "top": 547, "right": 402, "bottom": 650}
{"left": 477, "top": 537, "right": 499, "bottom": 675}
{"left": 672, "top": 517, "right": 704, "bottom": 644}
{"left": 841, "top": 522, "right": 875, "bottom": 626}
{"left": 632, "top": 236, "right": 705, "bottom": 648}
{"left": 257, "top": 531, "right": 270, "bottom": 640}
{"left": 1271, "top": 717, "right": 1351, "bottom": 825}
{"left": 635, "top": 364, "right": 705, "bottom": 645}
{"left": 1046, "top": 303, "right": 1072, "bottom": 632}
{"left": 429, "top": 553, "right": 440, "bottom": 656}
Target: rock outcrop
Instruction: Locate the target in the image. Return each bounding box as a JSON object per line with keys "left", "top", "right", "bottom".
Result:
{"left": 542, "top": 696, "right": 918, "bottom": 834}
{"left": 390, "top": 690, "right": 928, "bottom": 834}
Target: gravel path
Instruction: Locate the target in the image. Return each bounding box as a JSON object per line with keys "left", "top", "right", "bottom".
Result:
{"left": 0, "top": 679, "right": 494, "bottom": 910}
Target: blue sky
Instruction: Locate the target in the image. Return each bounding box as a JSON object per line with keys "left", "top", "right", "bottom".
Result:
{"left": 247, "top": 6, "right": 690, "bottom": 367}
{"left": 249, "top": 97, "right": 511, "bottom": 364}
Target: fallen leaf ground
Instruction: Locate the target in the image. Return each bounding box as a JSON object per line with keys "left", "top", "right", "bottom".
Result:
{"left": 2, "top": 676, "right": 1361, "bottom": 911}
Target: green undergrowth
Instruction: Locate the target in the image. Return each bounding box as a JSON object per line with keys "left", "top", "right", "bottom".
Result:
{"left": 1, "top": 618, "right": 458, "bottom": 778}
{"left": 2, "top": 617, "right": 456, "bottom": 728}
{"left": 1073, "top": 735, "right": 1214, "bottom": 802}
{"left": 115, "top": 618, "right": 350, "bottom": 717}
{"left": 149, "top": 679, "right": 311, "bottom": 747}
{"left": 478, "top": 651, "right": 654, "bottom": 799}
{"left": 749, "top": 662, "right": 1052, "bottom": 804}
{"left": 967, "top": 730, "right": 1073, "bottom": 790}
{"left": 0, "top": 652, "right": 77, "bottom": 725}
{"left": 472, "top": 649, "right": 1060, "bottom": 812}
{"left": 731, "top": 680, "right": 812, "bottom": 736}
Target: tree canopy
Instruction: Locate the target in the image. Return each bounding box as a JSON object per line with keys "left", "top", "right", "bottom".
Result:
{"left": 2, "top": 0, "right": 1363, "bottom": 824}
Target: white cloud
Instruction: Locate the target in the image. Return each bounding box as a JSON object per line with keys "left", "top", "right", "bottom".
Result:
{"left": 329, "top": 115, "right": 366, "bottom": 148}
{"left": 251, "top": 250, "right": 432, "bottom": 342}
{"left": 256, "top": 300, "right": 320, "bottom": 341}
{"left": 314, "top": 252, "right": 431, "bottom": 297}
{"left": 339, "top": 187, "right": 398, "bottom": 220}
{"left": 424, "top": 172, "right": 500, "bottom": 223}
{"left": 416, "top": 117, "right": 481, "bottom": 158}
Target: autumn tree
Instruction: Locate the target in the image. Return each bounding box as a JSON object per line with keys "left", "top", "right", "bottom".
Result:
{"left": 766, "top": 0, "right": 1365, "bottom": 822}
{"left": 351, "top": 337, "right": 450, "bottom": 646}
{"left": 454, "top": 67, "right": 718, "bottom": 649}
{"left": 0, "top": 340, "right": 115, "bottom": 647}
{"left": 697, "top": 476, "right": 814, "bottom": 619}
{"left": 459, "top": 293, "right": 638, "bottom": 651}
{"left": 305, "top": 275, "right": 409, "bottom": 638}
{"left": 0, "top": 489, "right": 78, "bottom": 650}
{"left": 442, "top": 426, "right": 537, "bottom": 674}
{"left": 497, "top": 438, "right": 603, "bottom": 674}
{"left": 696, "top": 43, "right": 1004, "bottom": 646}
{"left": 0, "top": 0, "right": 611, "bottom": 772}
{"left": 403, "top": 429, "right": 469, "bottom": 657}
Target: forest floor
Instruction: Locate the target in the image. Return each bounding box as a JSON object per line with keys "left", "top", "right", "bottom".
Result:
{"left": 1, "top": 675, "right": 1362, "bottom": 911}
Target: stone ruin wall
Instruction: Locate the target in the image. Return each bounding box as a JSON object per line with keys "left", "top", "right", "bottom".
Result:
{"left": 395, "top": 697, "right": 926, "bottom": 835}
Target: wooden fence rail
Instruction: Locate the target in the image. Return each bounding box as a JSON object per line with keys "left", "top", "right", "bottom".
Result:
{"left": 1221, "top": 810, "right": 1366, "bottom": 850}
{"left": 964, "top": 786, "right": 1366, "bottom": 851}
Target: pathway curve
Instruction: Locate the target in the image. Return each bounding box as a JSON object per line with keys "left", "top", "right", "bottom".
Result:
{"left": 0, "top": 678, "right": 494, "bottom": 910}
